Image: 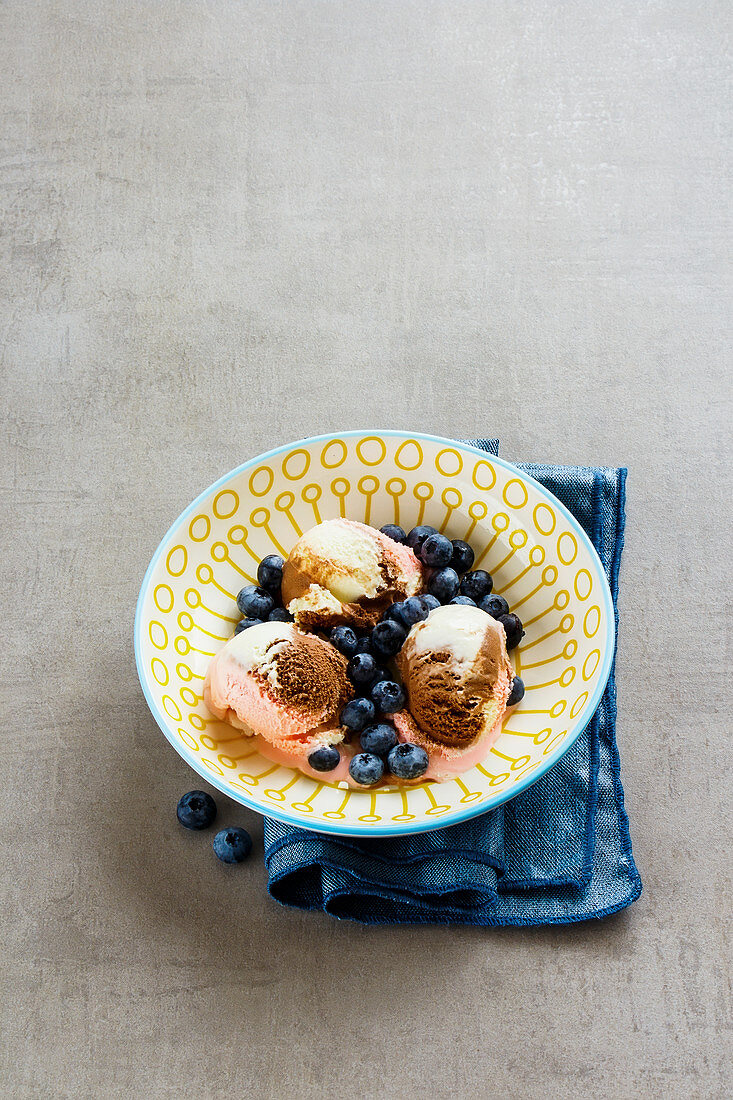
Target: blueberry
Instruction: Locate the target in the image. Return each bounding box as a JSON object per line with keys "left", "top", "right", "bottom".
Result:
{"left": 419, "top": 594, "right": 441, "bottom": 613}
{"left": 257, "top": 553, "right": 284, "bottom": 592}
{"left": 330, "top": 625, "right": 359, "bottom": 657}
{"left": 498, "top": 613, "right": 525, "bottom": 650}
{"left": 380, "top": 524, "right": 407, "bottom": 544}
{"left": 420, "top": 532, "right": 453, "bottom": 568}
{"left": 371, "top": 620, "right": 408, "bottom": 657}
{"left": 308, "top": 745, "right": 341, "bottom": 772}
{"left": 370, "top": 665, "right": 391, "bottom": 685}
{"left": 450, "top": 539, "right": 475, "bottom": 574}
{"left": 353, "top": 635, "right": 375, "bottom": 656}
{"left": 213, "top": 827, "right": 252, "bottom": 864}
{"left": 427, "top": 567, "right": 460, "bottom": 603}
{"left": 459, "top": 570, "right": 493, "bottom": 602}
{"left": 450, "top": 595, "right": 476, "bottom": 606}
{"left": 387, "top": 742, "right": 429, "bottom": 780}
{"left": 234, "top": 617, "right": 263, "bottom": 634}
{"left": 340, "top": 697, "right": 376, "bottom": 732}
{"left": 507, "top": 677, "right": 525, "bottom": 706}
{"left": 387, "top": 594, "right": 422, "bottom": 629}
{"left": 176, "top": 790, "right": 217, "bottom": 830}
{"left": 268, "top": 607, "right": 293, "bottom": 623}
{"left": 406, "top": 525, "right": 437, "bottom": 556}
{"left": 381, "top": 601, "right": 405, "bottom": 623}
{"left": 236, "top": 584, "right": 275, "bottom": 620}
{"left": 349, "top": 752, "right": 385, "bottom": 786}
{"left": 480, "top": 594, "right": 509, "bottom": 619}
{"left": 348, "top": 652, "right": 378, "bottom": 684}
{"left": 370, "top": 679, "right": 406, "bottom": 714}
{"left": 360, "top": 722, "right": 398, "bottom": 757}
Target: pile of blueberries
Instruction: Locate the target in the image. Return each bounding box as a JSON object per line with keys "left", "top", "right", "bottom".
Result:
{"left": 231, "top": 523, "right": 526, "bottom": 788}
{"left": 234, "top": 553, "right": 292, "bottom": 629}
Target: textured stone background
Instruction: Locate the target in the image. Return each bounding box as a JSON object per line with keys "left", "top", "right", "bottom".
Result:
{"left": 1, "top": 2, "right": 730, "bottom": 1097}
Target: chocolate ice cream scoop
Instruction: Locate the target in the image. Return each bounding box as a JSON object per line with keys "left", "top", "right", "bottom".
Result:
{"left": 396, "top": 604, "right": 512, "bottom": 749}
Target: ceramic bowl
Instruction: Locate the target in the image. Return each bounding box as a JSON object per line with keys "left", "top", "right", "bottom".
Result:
{"left": 135, "top": 432, "right": 614, "bottom": 837}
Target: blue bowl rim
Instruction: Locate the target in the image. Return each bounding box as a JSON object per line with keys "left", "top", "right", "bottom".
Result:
{"left": 134, "top": 430, "right": 615, "bottom": 838}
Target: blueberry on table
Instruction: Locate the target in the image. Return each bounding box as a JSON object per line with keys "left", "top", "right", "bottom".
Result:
{"left": 371, "top": 619, "right": 408, "bottom": 657}
{"left": 480, "top": 594, "right": 510, "bottom": 619}
{"left": 419, "top": 594, "right": 441, "bottom": 613}
{"left": 387, "top": 743, "right": 429, "bottom": 780}
{"left": 235, "top": 617, "right": 263, "bottom": 634}
{"left": 236, "top": 584, "right": 275, "bottom": 620}
{"left": 340, "top": 697, "right": 376, "bottom": 732}
{"left": 507, "top": 677, "right": 525, "bottom": 706}
{"left": 380, "top": 524, "right": 407, "bottom": 544}
{"left": 370, "top": 679, "right": 406, "bottom": 714}
{"left": 427, "top": 567, "right": 460, "bottom": 603}
{"left": 268, "top": 607, "right": 293, "bottom": 623}
{"left": 360, "top": 722, "right": 398, "bottom": 757}
{"left": 406, "top": 525, "right": 437, "bottom": 556}
{"left": 349, "top": 752, "right": 385, "bottom": 786}
{"left": 213, "top": 827, "right": 252, "bottom": 864}
{"left": 176, "top": 790, "right": 217, "bottom": 830}
{"left": 449, "top": 539, "right": 475, "bottom": 574}
{"left": 498, "top": 613, "right": 525, "bottom": 650}
{"left": 330, "top": 625, "right": 359, "bottom": 657}
{"left": 459, "top": 570, "right": 493, "bottom": 602}
{"left": 308, "top": 745, "right": 341, "bottom": 772}
{"left": 420, "top": 532, "right": 453, "bottom": 568}
{"left": 348, "top": 653, "right": 378, "bottom": 685}
{"left": 257, "top": 553, "right": 284, "bottom": 592}
{"left": 450, "top": 595, "right": 476, "bottom": 606}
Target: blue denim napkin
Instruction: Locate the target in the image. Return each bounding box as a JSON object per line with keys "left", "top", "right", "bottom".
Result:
{"left": 263, "top": 441, "right": 642, "bottom": 924}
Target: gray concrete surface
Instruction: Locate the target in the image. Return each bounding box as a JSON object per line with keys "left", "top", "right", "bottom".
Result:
{"left": 1, "top": 2, "right": 730, "bottom": 1097}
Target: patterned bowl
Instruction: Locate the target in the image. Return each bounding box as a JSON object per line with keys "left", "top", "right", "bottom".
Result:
{"left": 135, "top": 432, "right": 614, "bottom": 837}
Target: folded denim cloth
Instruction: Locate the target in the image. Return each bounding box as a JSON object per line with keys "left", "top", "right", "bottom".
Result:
{"left": 263, "top": 441, "right": 642, "bottom": 924}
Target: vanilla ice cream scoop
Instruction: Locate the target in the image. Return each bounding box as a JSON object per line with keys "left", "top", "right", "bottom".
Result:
{"left": 281, "top": 519, "right": 424, "bottom": 630}
{"left": 393, "top": 604, "right": 512, "bottom": 775}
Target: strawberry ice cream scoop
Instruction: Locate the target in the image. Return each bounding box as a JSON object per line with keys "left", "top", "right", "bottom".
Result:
{"left": 203, "top": 623, "right": 353, "bottom": 767}
{"left": 393, "top": 604, "right": 513, "bottom": 779}
{"left": 281, "top": 519, "right": 424, "bottom": 630}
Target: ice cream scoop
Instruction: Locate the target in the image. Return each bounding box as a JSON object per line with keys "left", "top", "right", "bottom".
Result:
{"left": 393, "top": 604, "right": 513, "bottom": 779}
{"left": 203, "top": 622, "right": 353, "bottom": 773}
{"left": 281, "top": 519, "right": 424, "bottom": 630}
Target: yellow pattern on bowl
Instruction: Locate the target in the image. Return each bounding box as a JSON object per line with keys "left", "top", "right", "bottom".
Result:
{"left": 135, "top": 432, "right": 614, "bottom": 837}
